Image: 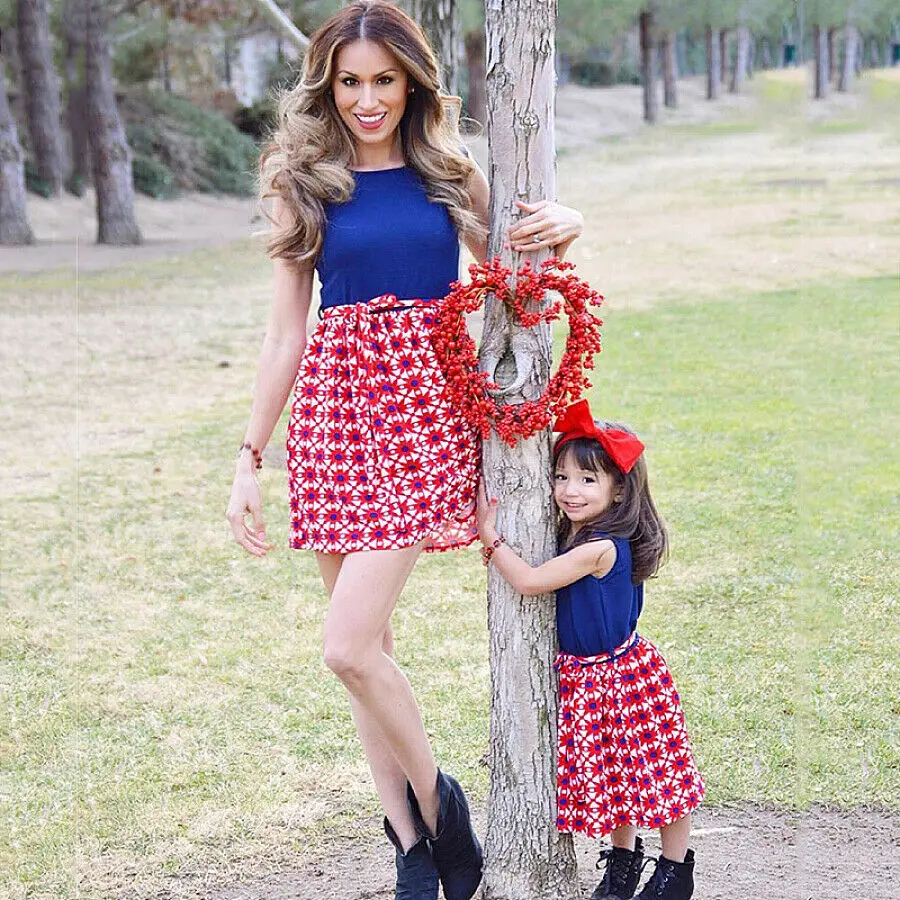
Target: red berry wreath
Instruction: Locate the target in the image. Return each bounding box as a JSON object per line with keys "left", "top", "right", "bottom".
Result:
{"left": 432, "top": 257, "right": 604, "bottom": 447}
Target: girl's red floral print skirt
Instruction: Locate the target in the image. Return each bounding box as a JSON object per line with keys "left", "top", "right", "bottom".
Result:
{"left": 286, "top": 295, "right": 480, "bottom": 554}
{"left": 555, "top": 635, "right": 704, "bottom": 838}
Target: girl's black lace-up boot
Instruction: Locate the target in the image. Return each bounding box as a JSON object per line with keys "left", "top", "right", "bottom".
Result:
{"left": 383, "top": 818, "right": 440, "bottom": 900}
{"left": 407, "top": 770, "right": 483, "bottom": 900}
{"left": 590, "top": 836, "right": 648, "bottom": 900}
{"left": 635, "top": 850, "right": 695, "bottom": 900}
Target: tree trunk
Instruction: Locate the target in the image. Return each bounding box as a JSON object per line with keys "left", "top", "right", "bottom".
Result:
{"left": 706, "top": 26, "right": 720, "bottom": 100}
{"left": 868, "top": 38, "right": 880, "bottom": 68}
{"left": 85, "top": 0, "right": 141, "bottom": 245}
{"left": 64, "top": 0, "right": 90, "bottom": 191}
{"left": 730, "top": 25, "right": 750, "bottom": 93}
{"left": 828, "top": 26, "right": 838, "bottom": 83}
{"left": 16, "top": 0, "right": 66, "bottom": 196}
{"left": 464, "top": 29, "right": 486, "bottom": 124}
{"left": 639, "top": 10, "right": 657, "bottom": 124}
{"left": 838, "top": 23, "right": 857, "bottom": 91}
{"left": 662, "top": 30, "right": 677, "bottom": 109}
{"left": 481, "top": 0, "right": 579, "bottom": 896}
{"left": 0, "top": 65, "right": 34, "bottom": 245}
{"left": 719, "top": 28, "right": 729, "bottom": 83}
{"left": 411, "top": 0, "right": 459, "bottom": 95}
{"left": 814, "top": 25, "right": 829, "bottom": 100}
{"left": 761, "top": 37, "right": 772, "bottom": 70}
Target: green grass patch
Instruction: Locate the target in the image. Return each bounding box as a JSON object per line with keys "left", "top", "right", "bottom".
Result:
{"left": 2, "top": 266, "right": 897, "bottom": 896}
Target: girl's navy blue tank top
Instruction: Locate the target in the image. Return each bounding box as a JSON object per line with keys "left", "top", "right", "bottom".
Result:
{"left": 316, "top": 166, "right": 460, "bottom": 309}
{"left": 556, "top": 536, "right": 644, "bottom": 656}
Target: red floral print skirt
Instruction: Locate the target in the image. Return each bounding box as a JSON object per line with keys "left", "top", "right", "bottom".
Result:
{"left": 286, "top": 294, "right": 480, "bottom": 554}
{"left": 556, "top": 635, "right": 705, "bottom": 838}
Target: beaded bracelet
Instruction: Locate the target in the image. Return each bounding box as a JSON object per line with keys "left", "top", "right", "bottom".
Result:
{"left": 238, "top": 441, "right": 263, "bottom": 471}
{"left": 481, "top": 535, "right": 506, "bottom": 566}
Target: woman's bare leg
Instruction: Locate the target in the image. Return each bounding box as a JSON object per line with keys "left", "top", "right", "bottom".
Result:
{"left": 316, "top": 547, "right": 438, "bottom": 849}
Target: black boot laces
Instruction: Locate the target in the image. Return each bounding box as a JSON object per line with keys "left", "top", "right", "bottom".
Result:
{"left": 640, "top": 858, "right": 678, "bottom": 897}
{"left": 596, "top": 847, "right": 631, "bottom": 893}
{"left": 595, "top": 847, "right": 654, "bottom": 895}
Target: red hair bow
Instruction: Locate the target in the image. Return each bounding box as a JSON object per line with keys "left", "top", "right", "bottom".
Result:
{"left": 552, "top": 400, "right": 645, "bottom": 474}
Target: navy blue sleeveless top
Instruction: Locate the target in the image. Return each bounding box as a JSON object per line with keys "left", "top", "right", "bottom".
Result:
{"left": 317, "top": 166, "right": 460, "bottom": 309}
{"left": 556, "top": 536, "right": 644, "bottom": 656}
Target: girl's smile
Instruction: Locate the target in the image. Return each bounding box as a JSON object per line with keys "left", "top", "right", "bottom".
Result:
{"left": 554, "top": 453, "right": 619, "bottom": 531}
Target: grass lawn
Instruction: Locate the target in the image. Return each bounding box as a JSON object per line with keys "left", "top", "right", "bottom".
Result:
{"left": 2, "top": 266, "right": 896, "bottom": 897}
{"left": 2, "top": 69, "right": 899, "bottom": 897}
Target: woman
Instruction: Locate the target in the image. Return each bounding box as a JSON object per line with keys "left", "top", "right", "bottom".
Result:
{"left": 226, "top": 3, "right": 584, "bottom": 898}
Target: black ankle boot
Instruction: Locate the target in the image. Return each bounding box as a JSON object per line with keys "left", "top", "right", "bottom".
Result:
{"left": 407, "top": 771, "right": 483, "bottom": 900}
{"left": 384, "top": 818, "right": 440, "bottom": 900}
{"left": 635, "top": 850, "right": 695, "bottom": 900}
{"left": 590, "top": 836, "right": 647, "bottom": 899}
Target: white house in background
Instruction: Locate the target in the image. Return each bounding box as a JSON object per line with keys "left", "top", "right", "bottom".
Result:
{"left": 229, "top": 28, "right": 301, "bottom": 106}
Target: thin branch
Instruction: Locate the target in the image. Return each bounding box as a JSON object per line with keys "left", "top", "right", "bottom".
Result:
{"left": 248, "top": 0, "right": 309, "bottom": 50}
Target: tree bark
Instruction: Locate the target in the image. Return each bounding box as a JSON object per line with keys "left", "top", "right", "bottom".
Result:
{"left": 64, "top": 0, "right": 90, "bottom": 190}
{"left": 814, "top": 25, "right": 829, "bottom": 100}
{"left": 464, "top": 29, "right": 486, "bottom": 125}
{"left": 838, "top": 23, "right": 857, "bottom": 91}
{"left": 706, "top": 26, "right": 720, "bottom": 100}
{"left": 719, "top": 28, "right": 729, "bottom": 83}
{"left": 761, "top": 37, "right": 772, "bottom": 70}
{"left": 411, "top": 0, "right": 459, "bottom": 95}
{"left": 0, "top": 64, "right": 34, "bottom": 245}
{"left": 639, "top": 9, "right": 657, "bottom": 124}
{"left": 868, "top": 38, "right": 880, "bottom": 69}
{"left": 85, "top": 0, "right": 141, "bottom": 245}
{"left": 828, "top": 26, "right": 839, "bottom": 83}
{"left": 481, "top": 0, "right": 579, "bottom": 897}
{"left": 16, "top": 0, "right": 67, "bottom": 196}
{"left": 730, "top": 25, "right": 750, "bottom": 93}
{"left": 662, "top": 31, "right": 677, "bottom": 109}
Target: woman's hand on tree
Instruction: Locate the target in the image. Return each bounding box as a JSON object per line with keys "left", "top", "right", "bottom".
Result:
{"left": 226, "top": 468, "right": 273, "bottom": 557}
{"left": 507, "top": 200, "right": 584, "bottom": 254}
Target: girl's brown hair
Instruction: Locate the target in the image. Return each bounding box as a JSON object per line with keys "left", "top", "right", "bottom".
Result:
{"left": 259, "top": 0, "right": 482, "bottom": 267}
{"left": 556, "top": 425, "right": 669, "bottom": 583}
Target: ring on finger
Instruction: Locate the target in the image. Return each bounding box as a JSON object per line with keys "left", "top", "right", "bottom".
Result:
{"left": 532, "top": 234, "right": 541, "bottom": 243}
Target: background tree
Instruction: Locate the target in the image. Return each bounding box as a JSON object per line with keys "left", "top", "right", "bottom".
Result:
{"left": 639, "top": 4, "right": 658, "bottom": 123}
{"left": 86, "top": 0, "right": 141, "bottom": 243}
{"left": 63, "top": 0, "right": 90, "bottom": 192}
{"left": 730, "top": 4, "right": 751, "bottom": 92}
{"left": 839, "top": 9, "right": 859, "bottom": 91}
{"left": 17, "top": 0, "right": 67, "bottom": 195}
{"left": 410, "top": 0, "right": 459, "bottom": 94}
{"left": 481, "top": 0, "right": 579, "bottom": 895}
{"left": 0, "top": 60, "right": 33, "bottom": 244}
{"left": 808, "top": 1, "right": 849, "bottom": 99}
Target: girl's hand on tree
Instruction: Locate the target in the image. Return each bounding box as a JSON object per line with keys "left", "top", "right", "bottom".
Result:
{"left": 476, "top": 482, "right": 500, "bottom": 542}
{"left": 507, "top": 200, "right": 584, "bottom": 254}
{"left": 226, "top": 468, "right": 273, "bottom": 557}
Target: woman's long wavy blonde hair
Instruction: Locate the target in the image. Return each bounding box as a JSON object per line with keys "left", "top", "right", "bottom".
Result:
{"left": 260, "top": 0, "right": 483, "bottom": 267}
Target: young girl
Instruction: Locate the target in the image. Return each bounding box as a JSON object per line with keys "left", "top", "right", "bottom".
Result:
{"left": 476, "top": 400, "right": 704, "bottom": 900}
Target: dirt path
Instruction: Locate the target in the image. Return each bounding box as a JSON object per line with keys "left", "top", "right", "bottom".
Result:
{"left": 160, "top": 806, "right": 897, "bottom": 900}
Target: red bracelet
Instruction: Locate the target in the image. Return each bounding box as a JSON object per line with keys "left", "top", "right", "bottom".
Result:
{"left": 238, "top": 441, "right": 263, "bottom": 470}
{"left": 481, "top": 535, "right": 506, "bottom": 566}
